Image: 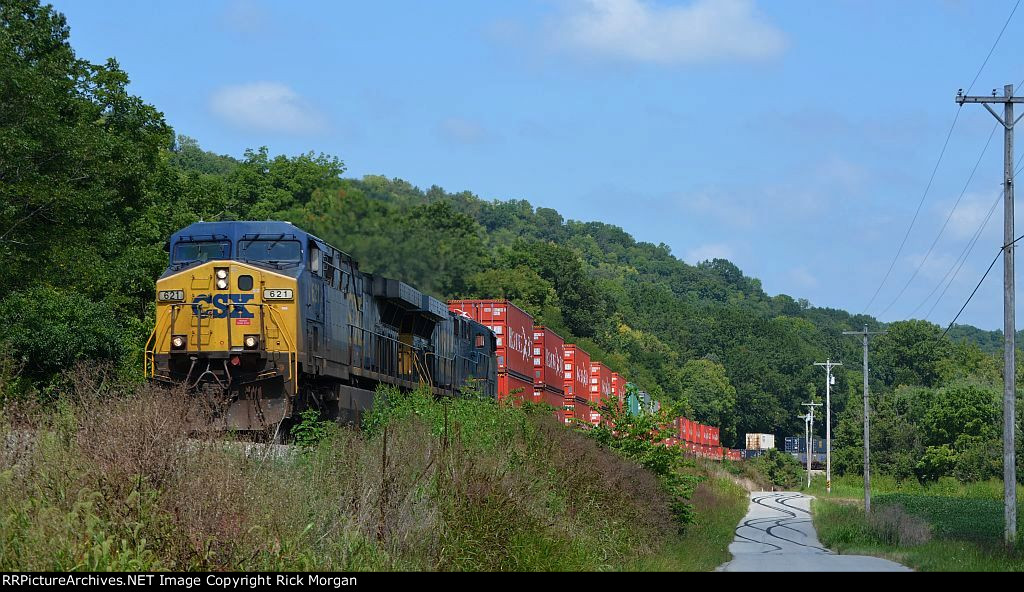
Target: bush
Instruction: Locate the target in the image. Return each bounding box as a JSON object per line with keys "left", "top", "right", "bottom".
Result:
{"left": 749, "top": 449, "right": 803, "bottom": 489}
{"left": 0, "top": 287, "right": 134, "bottom": 384}
{"left": 0, "top": 380, "right": 681, "bottom": 571}
{"left": 915, "top": 445, "right": 956, "bottom": 484}
{"left": 866, "top": 504, "right": 932, "bottom": 546}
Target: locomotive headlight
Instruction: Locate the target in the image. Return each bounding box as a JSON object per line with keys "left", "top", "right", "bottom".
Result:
{"left": 216, "top": 269, "right": 228, "bottom": 279}
{"left": 244, "top": 335, "right": 259, "bottom": 349}
{"left": 216, "top": 279, "right": 228, "bottom": 290}
{"left": 171, "top": 335, "right": 186, "bottom": 349}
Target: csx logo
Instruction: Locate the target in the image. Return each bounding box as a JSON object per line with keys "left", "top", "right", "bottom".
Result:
{"left": 191, "top": 294, "right": 255, "bottom": 318}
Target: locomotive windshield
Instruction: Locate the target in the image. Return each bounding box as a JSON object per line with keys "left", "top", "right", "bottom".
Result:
{"left": 238, "top": 239, "right": 302, "bottom": 263}
{"left": 172, "top": 240, "right": 230, "bottom": 263}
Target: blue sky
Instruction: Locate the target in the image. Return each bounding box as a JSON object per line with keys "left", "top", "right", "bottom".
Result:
{"left": 53, "top": 0, "right": 1024, "bottom": 330}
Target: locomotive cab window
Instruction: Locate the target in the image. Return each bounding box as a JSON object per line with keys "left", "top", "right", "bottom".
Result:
{"left": 172, "top": 241, "right": 230, "bottom": 263}
{"left": 238, "top": 239, "right": 301, "bottom": 264}
{"left": 309, "top": 242, "right": 321, "bottom": 273}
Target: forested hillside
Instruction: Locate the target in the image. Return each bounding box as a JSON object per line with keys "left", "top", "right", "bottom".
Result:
{"left": 2, "top": 0, "right": 1019, "bottom": 481}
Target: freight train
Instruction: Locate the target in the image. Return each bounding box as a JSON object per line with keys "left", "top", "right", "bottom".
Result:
{"left": 145, "top": 220, "right": 740, "bottom": 458}
{"left": 145, "top": 221, "right": 497, "bottom": 437}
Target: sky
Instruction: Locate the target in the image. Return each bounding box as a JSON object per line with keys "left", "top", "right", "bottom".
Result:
{"left": 51, "top": 0, "right": 1024, "bottom": 330}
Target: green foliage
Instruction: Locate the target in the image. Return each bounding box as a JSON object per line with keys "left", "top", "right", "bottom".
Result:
{"left": 748, "top": 448, "right": 803, "bottom": 489}
{"left": 814, "top": 498, "right": 1024, "bottom": 572}
{"left": 915, "top": 445, "right": 956, "bottom": 484}
{"left": 289, "top": 409, "right": 335, "bottom": 451}
{"left": 3, "top": 0, "right": 1017, "bottom": 495}
{"left": 588, "top": 398, "right": 700, "bottom": 528}
{"left": 0, "top": 287, "right": 133, "bottom": 381}
{"left": 875, "top": 494, "right": 1024, "bottom": 544}
{"left": 679, "top": 358, "right": 737, "bottom": 445}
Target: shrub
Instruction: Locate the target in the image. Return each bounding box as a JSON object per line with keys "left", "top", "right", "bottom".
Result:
{"left": 749, "top": 448, "right": 803, "bottom": 489}
{"left": 866, "top": 504, "right": 932, "bottom": 546}
{"left": 0, "top": 287, "right": 134, "bottom": 384}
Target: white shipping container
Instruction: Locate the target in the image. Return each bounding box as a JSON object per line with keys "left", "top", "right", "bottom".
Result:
{"left": 745, "top": 433, "right": 776, "bottom": 450}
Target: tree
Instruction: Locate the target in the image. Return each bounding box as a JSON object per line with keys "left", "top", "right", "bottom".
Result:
{"left": 679, "top": 359, "right": 737, "bottom": 446}
{"left": 1, "top": 0, "right": 172, "bottom": 294}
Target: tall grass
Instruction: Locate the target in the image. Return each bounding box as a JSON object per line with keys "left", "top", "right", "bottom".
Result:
{"left": 814, "top": 499, "right": 1024, "bottom": 571}
{"left": 803, "top": 473, "right": 1019, "bottom": 501}
{"left": 0, "top": 373, "right": 688, "bottom": 571}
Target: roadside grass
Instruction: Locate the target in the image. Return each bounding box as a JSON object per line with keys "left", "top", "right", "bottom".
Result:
{"left": 626, "top": 466, "right": 748, "bottom": 571}
{"left": 813, "top": 495, "right": 1024, "bottom": 571}
{"left": 0, "top": 372, "right": 715, "bottom": 571}
{"left": 803, "top": 473, "right": 1015, "bottom": 501}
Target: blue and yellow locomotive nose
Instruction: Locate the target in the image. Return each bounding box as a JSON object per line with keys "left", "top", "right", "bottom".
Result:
{"left": 146, "top": 259, "right": 299, "bottom": 430}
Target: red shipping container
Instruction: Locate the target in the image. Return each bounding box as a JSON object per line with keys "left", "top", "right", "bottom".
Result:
{"left": 532, "top": 326, "right": 565, "bottom": 402}
{"left": 573, "top": 397, "right": 601, "bottom": 427}
{"left": 539, "top": 386, "right": 567, "bottom": 410}
{"left": 448, "top": 300, "right": 534, "bottom": 383}
{"left": 611, "top": 372, "right": 626, "bottom": 405}
{"left": 563, "top": 345, "right": 591, "bottom": 417}
{"left": 589, "top": 361, "right": 613, "bottom": 404}
{"left": 498, "top": 373, "right": 535, "bottom": 405}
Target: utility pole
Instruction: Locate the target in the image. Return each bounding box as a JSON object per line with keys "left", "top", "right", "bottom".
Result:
{"left": 802, "top": 402, "right": 821, "bottom": 488}
{"left": 843, "top": 325, "right": 886, "bottom": 514}
{"left": 957, "top": 84, "right": 1021, "bottom": 546}
{"left": 814, "top": 359, "right": 842, "bottom": 493}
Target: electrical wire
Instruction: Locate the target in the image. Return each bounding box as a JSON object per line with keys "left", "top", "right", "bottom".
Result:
{"left": 878, "top": 122, "right": 999, "bottom": 318}
{"left": 942, "top": 230, "right": 1024, "bottom": 337}
{"left": 919, "top": 120, "right": 1024, "bottom": 320}
{"left": 918, "top": 190, "right": 1001, "bottom": 319}
{"left": 862, "top": 0, "right": 1022, "bottom": 315}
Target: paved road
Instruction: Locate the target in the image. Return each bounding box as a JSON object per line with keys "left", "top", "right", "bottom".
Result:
{"left": 716, "top": 492, "right": 911, "bottom": 572}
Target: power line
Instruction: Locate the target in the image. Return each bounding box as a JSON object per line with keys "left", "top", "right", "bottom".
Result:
{"left": 965, "top": 0, "right": 1022, "bottom": 95}
{"left": 863, "top": 0, "right": 1021, "bottom": 315}
{"left": 941, "top": 230, "right": 1024, "bottom": 337}
{"left": 878, "top": 122, "right": 999, "bottom": 318}
{"left": 862, "top": 110, "right": 962, "bottom": 314}
{"left": 913, "top": 76, "right": 1024, "bottom": 320}
{"left": 918, "top": 190, "right": 1001, "bottom": 318}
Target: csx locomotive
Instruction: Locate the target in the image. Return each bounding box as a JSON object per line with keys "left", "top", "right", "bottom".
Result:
{"left": 145, "top": 221, "right": 497, "bottom": 436}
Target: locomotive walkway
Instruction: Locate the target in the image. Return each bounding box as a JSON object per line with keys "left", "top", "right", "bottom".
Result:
{"left": 716, "top": 492, "right": 911, "bottom": 572}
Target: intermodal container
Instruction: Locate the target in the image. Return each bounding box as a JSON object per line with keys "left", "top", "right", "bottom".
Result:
{"left": 449, "top": 299, "right": 534, "bottom": 401}
{"left": 563, "top": 344, "right": 591, "bottom": 417}
{"left": 573, "top": 396, "right": 601, "bottom": 426}
{"left": 532, "top": 326, "right": 565, "bottom": 404}
{"left": 745, "top": 433, "right": 776, "bottom": 450}
{"left": 498, "top": 373, "right": 536, "bottom": 406}
{"left": 611, "top": 372, "right": 626, "bottom": 406}
{"left": 589, "top": 361, "right": 613, "bottom": 404}
{"left": 709, "top": 426, "right": 720, "bottom": 447}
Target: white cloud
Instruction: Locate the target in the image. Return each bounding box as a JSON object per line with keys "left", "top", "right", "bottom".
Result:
{"left": 945, "top": 192, "right": 1000, "bottom": 240}
{"left": 686, "top": 242, "right": 734, "bottom": 263}
{"left": 437, "top": 117, "right": 497, "bottom": 145}
{"left": 209, "top": 82, "right": 325, "bottom": 135}
{"left": 553, "top": 0, "right": 786, "bottom": 64}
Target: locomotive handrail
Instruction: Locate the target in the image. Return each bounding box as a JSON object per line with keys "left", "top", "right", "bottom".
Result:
{"left": 144, "top": 305, "right": 175, "bottom": 379}
{"left": 266, "top": 304, "right": 298, "bottom": 397}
